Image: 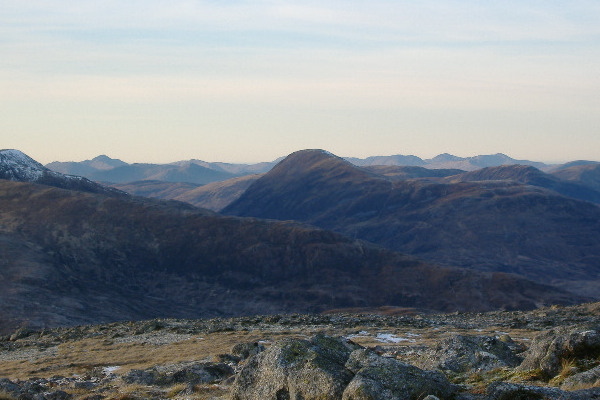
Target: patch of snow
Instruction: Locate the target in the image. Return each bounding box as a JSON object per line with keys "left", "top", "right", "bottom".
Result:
{"left": 345, "top": 331, "right": 370, "bottom": 340}
{"left": 375, "top": 333, "right": 415, "bottom": 343}
{"left": 0, "top": 149, "right": 47, "bottom": 181}
{"left": 103, "top": 366, "right": 121, "bottom": 374}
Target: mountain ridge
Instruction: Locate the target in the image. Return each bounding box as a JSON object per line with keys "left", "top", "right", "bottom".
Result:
{"left": 45, "top": 151, "right": 573, "bottom": 187}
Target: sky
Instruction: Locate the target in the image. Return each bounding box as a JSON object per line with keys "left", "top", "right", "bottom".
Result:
{"left": 1, "top": 1, "right": 599, "bottom": 164}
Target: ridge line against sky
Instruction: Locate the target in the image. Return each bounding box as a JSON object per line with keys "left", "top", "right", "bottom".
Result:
{"left": 1, "top": 1, "right": 599, "bottom": 164}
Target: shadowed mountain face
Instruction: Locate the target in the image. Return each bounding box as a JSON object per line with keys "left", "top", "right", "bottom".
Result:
{"left": 0, "top": 179, "right": 582, "bottom": 333}
{"left": 223, "top": 150, "right": 600, "bottom": 298}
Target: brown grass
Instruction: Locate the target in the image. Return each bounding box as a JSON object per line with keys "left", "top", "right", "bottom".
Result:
{"left": 0, "top": 331, "right": 266, "bottom": 380}
{"left": 0, "top": 390, "right": 17, "bottom": 400}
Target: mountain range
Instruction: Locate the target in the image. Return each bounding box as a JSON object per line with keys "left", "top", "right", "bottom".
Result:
{"left": 46, "top": 156, "right": 279, "bottom": 185}
{"left": 3, "top": 149, "right": 584, "bottom": 334}
{"left": 44, "top": 153, "right": 600, "bottom": 212}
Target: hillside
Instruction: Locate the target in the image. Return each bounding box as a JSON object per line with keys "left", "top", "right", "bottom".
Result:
{"left": 171, "top": 174, "right": 262, "bottom": 211}
{"left": 446, "top": 164, "right": 600, "bottom": 204}
{"left": 0, "top": 178, "right": 581, "bottom": 334}
{"left": 224, "top": 150, "right": 600, "bottom": 297}
{"left": 363, "top": 165, "right": 464, "bottom": 180}
{"left": 552, "top": 163, "right": 600, "bottom": 193}
{"left": 109, "top": 180, "right": 202, "bottom": 200}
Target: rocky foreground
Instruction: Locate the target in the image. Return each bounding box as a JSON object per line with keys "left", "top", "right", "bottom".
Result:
{"left": 1, "top": 303, "right": 599, "bottom": 400}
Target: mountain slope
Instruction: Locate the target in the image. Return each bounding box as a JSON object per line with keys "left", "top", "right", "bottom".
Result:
{"left": 172, "top": 174, "right": 262, "bottom": 211}
{"left": 108, "top": 180, "right": 201, "bottom": 200}
{"left": 446, "top": 165, "right": 600, "bottom": 204}
{"left": 363, "top": 165, "right": 464, "bottom": 181}
{"left": 223, "top": 149, "right": 392, "bottom": 222}
{"left": 224, "top": 150, "right": 600, "bottom": 297}
{"left": 0, "top": 149, "right": 124, "bottom": 196}
{"left": 551, "top": 163, "right": 600, "bottom": 193}
{"left": 0, "top": 179, "right": 581, "bottom": 333}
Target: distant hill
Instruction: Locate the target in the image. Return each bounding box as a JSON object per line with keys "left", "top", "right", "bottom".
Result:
{"left": 108, "top": 180, "right": 201, "bottom": 200}
{"left": 171, "top": 174, "right": 262, "bottom": 211}
{"left": 224, "top": 149, "right": 600, "bottom": 298}
{"left": 108, "top": 175, "right": 261, "bottom": 211}
{"left": 346, "top": 152, "right": 551, "bottom": 171}
{"left": 170, "top": 159, "right": 279, "bottom": 175}
{"left": 1, "top": 178, "right": 579, "bottom": 333}
{"left": 446, "top": 164, "right": 600, "bottom": 204}
{"left": 551, "top": 163, "right": 600, "bottom": 193}
{"left": 47, "top": 155, "right": 128, "bottom": 176}
{"left": 0, "top": 149, "right": 124, "bottom": 196}
{"left": 363, "top": 165, "right": 464, "bottom": 181}
{"left": 46, "top": 156, "right": 278, "bottom": 185}
{"left": 345, "top": 154, "right": 426, "bottom": 167}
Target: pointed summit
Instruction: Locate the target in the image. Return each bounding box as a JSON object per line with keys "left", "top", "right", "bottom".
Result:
{"left": 222, "top": 149, "right": 389, "bottom": 221}
{"left": 89, "top": 155, "right": 127, "bottom": 170}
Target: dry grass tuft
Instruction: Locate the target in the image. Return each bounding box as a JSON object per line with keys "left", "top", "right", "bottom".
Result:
{"left": 0, "top": 390, "right": 17, "bottom": 400}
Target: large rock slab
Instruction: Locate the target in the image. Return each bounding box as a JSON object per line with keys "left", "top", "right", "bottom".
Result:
{"left": 230, "top": 334, "right": 359, "bottom": 400}
{"left": 230, "top": 334, "right": 456, "bottom": 400}
{"left": 342, "top": 348, "right": 455, "bottom": 400}
{"left": 487, "top": 381, "right": 600, "bottom": 400}
{"left": 518, "top": 326, "right": 600, "bottom": 378}
{"left": 122, "top": 361, "right": 233, "bottom": 386}
{"left": 416, "top": 334, "right": 521, "bottom": 373}
{"left": 561, "top": 365, "right": 600, "bottom": 390}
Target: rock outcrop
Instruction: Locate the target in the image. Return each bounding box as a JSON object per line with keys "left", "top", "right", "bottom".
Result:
{"left": 343, "top": 348, "right": 454, "bottom": 400}
{"left": 518, "top": 326, "right": 600, "bottom": 379}
{"left": 122, "top": 361, "right": 234, "bottom": 386}
{"left": 230, "top": 335, "right": 358, "bottom": 400}
{"left": 417, "top": 334, "right": 522, "bottom": 373}
{"left": 230, "top": 334, "right": 456, "bottom": 400}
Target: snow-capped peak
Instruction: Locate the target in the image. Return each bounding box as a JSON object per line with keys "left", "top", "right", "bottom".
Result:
{"left": 0, "top": 149, "right": 47, "bottom": 181}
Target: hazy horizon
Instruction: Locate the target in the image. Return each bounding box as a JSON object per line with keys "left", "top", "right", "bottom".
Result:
{"left": 2, "top": 1, "right": 599, "bottom": 165}
{"left": 22, "top": 148, "right": 595, "bottom": 166}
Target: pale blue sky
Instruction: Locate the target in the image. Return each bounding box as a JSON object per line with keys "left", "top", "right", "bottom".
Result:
{"left": 2, "top": 1, "right": 599, "bottom": 164}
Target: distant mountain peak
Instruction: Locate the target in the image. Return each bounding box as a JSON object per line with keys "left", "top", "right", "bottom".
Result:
{"left": 272, "top": 149, "right": 365, "bottom": 177}
{"left": 429, "top": 153, "right": 464, "bottom": 163}
{"left": 92, "top": 155, "right": 114, "bottom": 162}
